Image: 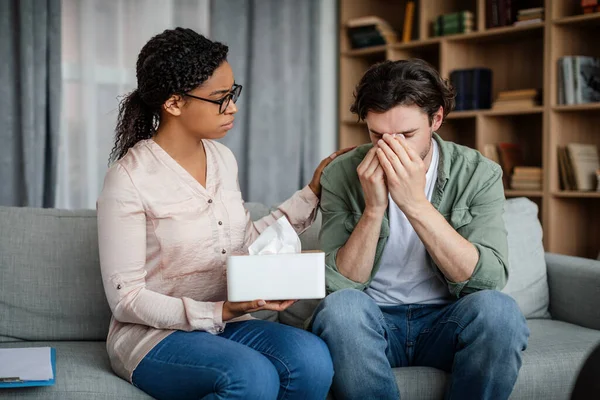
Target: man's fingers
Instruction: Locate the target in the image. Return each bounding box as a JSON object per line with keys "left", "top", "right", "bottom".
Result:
{"left": 376, "top": 148, "right": 396, "bottom": 178}
{"left": 358, "top": 147, "right": 378, "bottom": 175}
{"left": 358, "top": 147, "right": 377, "bottom": 168}
{"left": 377, "top": 139, "right": 405, "bottom": 176}
{"left": 363, "top": 151, "right": 381, "bottom": 177}
{"left": 397, "top": 135, "right": 420, "bottom": 162}
{"left": 383, "top": 134, "right": 412, "bottom": 166}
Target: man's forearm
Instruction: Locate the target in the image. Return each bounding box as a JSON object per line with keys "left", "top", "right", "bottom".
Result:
{"left": 405, "top": 201, "right": 479, "bottom": 283}
{"left": 335, "top": 209, "right": 385, "bottom": 283}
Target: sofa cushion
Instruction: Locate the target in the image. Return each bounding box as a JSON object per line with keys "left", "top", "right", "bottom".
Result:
{"left": 501, "top": 198, "right": 550, "bottom": 319}
{"left": 0, "top": 207, "right": 111, "bottom": 341}
{"left": 0, "top": 341, "right": 151, "bottom": 399}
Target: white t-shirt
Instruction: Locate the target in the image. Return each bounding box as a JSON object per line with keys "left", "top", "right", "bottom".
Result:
{"left": 365, "top": 139, "right": 451, "bottom": 305}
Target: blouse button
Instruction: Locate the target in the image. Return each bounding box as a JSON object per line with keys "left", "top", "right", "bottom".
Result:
{"left": 218, "top": 221, "right": 223, "bottom": 226}
{"left": 208, "top": 199, "right": 213, "bottom": 204}
{"left": 116, "top": 284, "right": 122, "bottom": 290}
{"left": 222, "top": 249, "right": 227, "bottom": 254}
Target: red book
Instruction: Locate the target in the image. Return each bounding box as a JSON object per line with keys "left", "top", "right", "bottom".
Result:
{"left": 497, "top": 142, "right": 524, "bottom": 188}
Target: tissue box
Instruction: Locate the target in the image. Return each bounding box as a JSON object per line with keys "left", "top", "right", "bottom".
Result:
{"left": 226, "top": 251, "right": 325, "bottom": 302}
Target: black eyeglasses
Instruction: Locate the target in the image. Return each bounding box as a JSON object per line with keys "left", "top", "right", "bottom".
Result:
{"left": 183, "top": 84, "right": 242, "bottom": 114}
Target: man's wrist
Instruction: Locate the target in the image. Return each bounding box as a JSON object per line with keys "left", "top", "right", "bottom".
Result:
{"left": 363, "top": 206, "right": 386, "bottom": 220}
{"left": 403, "top": 198, "right": 432, "bottom": 219}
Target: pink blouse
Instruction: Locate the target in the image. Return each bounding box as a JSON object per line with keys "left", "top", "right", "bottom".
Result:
{"left": 97, "top": 139, "right": 319, "bottom": 381}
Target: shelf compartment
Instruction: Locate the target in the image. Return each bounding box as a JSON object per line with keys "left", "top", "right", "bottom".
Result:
{"left": 480, "top": 113, "right": 544, "bottom": 168}
{"left": 437, "top": 118, "right": 476, "bottom": 149}
{"left": 548, "top": 112, "right": 600, "bottom": 193}
{"left": 442, "top": 30, "right": 544, "bottom": 102}
{"left": 546, "top": 197, "right": 600, "bottom": 259}
{"left": 552, "top": 2, "right": 599, "bottom": 20}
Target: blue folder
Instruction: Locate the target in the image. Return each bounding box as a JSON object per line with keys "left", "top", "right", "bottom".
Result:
{"left": 0, "top": 348, "right": 56, "bottom": 388}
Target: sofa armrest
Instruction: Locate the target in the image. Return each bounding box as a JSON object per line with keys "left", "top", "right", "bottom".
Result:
{"left": 546, "top": 252, "right": 600, "bottom": 330}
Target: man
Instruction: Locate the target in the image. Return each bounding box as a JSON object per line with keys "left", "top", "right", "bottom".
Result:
{"left": 311, "top": 59, "right": 529, "bottom": 400}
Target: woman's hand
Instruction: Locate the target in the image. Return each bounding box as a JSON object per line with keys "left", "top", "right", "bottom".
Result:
{"left": 222, "top": 299, "right": 297, "bottom": 321}
{"left": 309, "top": 146, "right": 357, "bottom": 198}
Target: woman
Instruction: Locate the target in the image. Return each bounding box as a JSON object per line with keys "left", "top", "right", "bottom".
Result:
{"left": 97, "top": 28, "right": 348, "bottom": 400}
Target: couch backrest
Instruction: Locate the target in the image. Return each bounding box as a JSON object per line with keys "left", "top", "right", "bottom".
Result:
{"left": 0, "top": 197, "right": 549, "bottom": 342}
{"left": 0, "top": 206, "right": 111, "bottom": 341}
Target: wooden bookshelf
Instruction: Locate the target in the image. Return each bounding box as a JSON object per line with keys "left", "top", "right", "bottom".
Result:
{"left": 338, "top": 0, "right": 600, "bottom": 259}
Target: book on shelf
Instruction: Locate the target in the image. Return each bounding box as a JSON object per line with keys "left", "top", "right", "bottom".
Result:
{"left": 511, "top": 166, "right": 543, "bottom": 190}
{"left": 513, "top": 18, "right": 543, "bottom": 26}
{"left": 581, "top": 0, "right": 600, "bottom": 14}
{"left": 346, "top": 16, "right": 398, "bottom": 49}
{"left": 497, "top": 142, "right": 524, "bottom": 189}
{"left": 515, "top": 7, "right": 544, "bottom": 24}
{"left": 517, "top": 7, "right": 544, "bottom": 16}
{"left": 583, "top": 5, "right": 600, "bottom": 13}
{"left": 486, "top": 0, "right": 514, "bottom": 28}
{"left": 449, "top": 68, "right": 492, "bottom": 111}
{"left": 433, "top": 10, "right": 474, "bottom": 36}
{"left": 557, "top": 56, "right": 600, "bottom": 105}
{"left": 568, "top": 143, "right": 600, "bottom": 191}
{"left": 402, "top": 1, "right": 415, "bottom": 42}
{"left": 557, "top": 143, "right": 600, "bottom": 191}
{"left": 492, "top": 88, "right": 541, "bottom": 109}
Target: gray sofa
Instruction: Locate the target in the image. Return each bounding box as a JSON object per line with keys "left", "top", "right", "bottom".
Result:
{"left": 1, "top": 197, "right": 599, "bottom": 400}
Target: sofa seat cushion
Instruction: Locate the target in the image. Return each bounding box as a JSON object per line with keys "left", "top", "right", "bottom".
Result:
{"left": 383, "top": 319, "right": 600, "bottom": 400}
{"left": 511, "top": 319, "right": 600, "bottom": 399}
{"left": 0, "top": 341, "right": 151, "bottom": 400}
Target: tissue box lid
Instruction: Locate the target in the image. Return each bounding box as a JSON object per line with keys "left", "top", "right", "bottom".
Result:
{"left": 226, "top": 252, "right": 325, "bottom": 302}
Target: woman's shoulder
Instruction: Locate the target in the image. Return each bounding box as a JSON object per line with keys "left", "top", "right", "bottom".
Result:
{"left": 99, "top": 141, "right": 153, "bottom": 198}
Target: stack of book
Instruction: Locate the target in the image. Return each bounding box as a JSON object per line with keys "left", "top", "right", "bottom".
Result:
{"left": 433, "top": 11, "right": 474, "bottom": 36}
{"left": 511, "top": 167, "right": 543, "bottom": 191}
{"left": 346, "top": 16, "right": 398, "bottom": 49}
{"left": 557, "top": 56, "right": 600, "bottom": 105}
{"left": 483, "top": 142, "right": 543, "bottom": 190}
{"left": 558, "top": 143, "right": 600, "bottom": 191}
{"left": 582, "top": 0, "right": 600, "bottom": 14}
{"left": 514, "top": 7, "right": 544, "bottom": 26}
{"left": 449, "top": 68, "right": 493, "bottom": 111}
{"left": 492, "top": 89, "right": 541, "bottom": 110}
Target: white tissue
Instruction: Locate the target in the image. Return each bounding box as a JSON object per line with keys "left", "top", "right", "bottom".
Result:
{"left": 248, "top": 216, "right": 301, "bottom": 255}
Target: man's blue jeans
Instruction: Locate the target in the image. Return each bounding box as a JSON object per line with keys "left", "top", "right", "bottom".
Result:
{"left": 132, "top": 319, "right": 334, "bottom": 400}
{"left": 311, "top": 289, "right": 529, "bottom": 400}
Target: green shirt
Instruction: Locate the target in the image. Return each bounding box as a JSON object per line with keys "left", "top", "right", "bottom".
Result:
{"left": 319, "top": 133, "right": 509, "bottom": 298}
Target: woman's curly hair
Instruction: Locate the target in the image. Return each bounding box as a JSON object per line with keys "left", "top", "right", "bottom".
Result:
{"left": 109, "top": 28, "right": 228, "bottom": 162}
